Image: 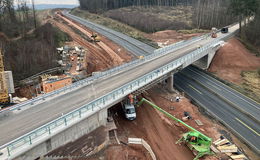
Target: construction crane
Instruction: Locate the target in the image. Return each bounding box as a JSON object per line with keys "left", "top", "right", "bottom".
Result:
{"left": 138, "top": 98, "right": 213, "bottom": 160}
{"left": 0, "top": 49, "right": 9, "bottom": 104}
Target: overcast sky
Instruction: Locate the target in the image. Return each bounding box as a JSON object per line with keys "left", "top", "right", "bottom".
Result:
{"left": 15, "top": 0, "right": 79, "bottom": 5}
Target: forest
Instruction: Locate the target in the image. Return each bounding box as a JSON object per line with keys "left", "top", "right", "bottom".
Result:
{"left": 79, "top": 0, "right": 237, "bottom": 29}
{"left": 0, "top": 0, "right": 69, "bottom": 81}
{"left": 79, "top": 0, "right": 260, "bottom": 50}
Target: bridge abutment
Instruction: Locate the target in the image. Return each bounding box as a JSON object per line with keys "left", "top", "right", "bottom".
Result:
{"left": 192, "top": 50, "right": 217, "bottom": 69}
{"left": 167, "top": 74, "right": 174, "bottom": 93}
{"left": 14, "top": 108, "right": 107, "bottom": 160}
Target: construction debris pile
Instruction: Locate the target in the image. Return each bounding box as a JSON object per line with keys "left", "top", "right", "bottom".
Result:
{"left": 212, "top": 136, "right": 248, "bottom": 160}
{"left": 57, "top": 45, "right": 87, "bottom": 78}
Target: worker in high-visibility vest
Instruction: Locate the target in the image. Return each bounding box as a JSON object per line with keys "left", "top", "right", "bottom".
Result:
{"left": 128, "top": 94, "right": 134, "bottom": 104}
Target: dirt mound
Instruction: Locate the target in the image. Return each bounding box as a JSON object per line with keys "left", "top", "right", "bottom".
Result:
{"left": 105, "top": 145, "right": 151, "bottom": 160}
{"left": 209, "top": 38, "right": 260, "bottom": 84}
{"left": 144, "top": 30, "right": 203, "bottom": 47}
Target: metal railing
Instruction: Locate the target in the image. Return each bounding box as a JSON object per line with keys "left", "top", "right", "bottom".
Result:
{"left": 0, "top": 36, "right": 225, "bottom": 158}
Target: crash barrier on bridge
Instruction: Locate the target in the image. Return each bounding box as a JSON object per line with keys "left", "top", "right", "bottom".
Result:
{"left": 0, "top": 24, "right": 211, "bottom": 115}
{"left": 0, "top": 31, "right": 232, "bottom": 158}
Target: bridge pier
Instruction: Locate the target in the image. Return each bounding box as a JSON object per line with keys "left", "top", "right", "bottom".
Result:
{"left": 167, "top": 74, "right": 174, "bottom": 93}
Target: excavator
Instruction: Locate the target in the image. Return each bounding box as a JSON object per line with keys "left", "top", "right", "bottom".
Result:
{"left": 91, "top": 32, "right": 101, "bottom": 42}
{"left": 138, "top": 98, "right": 213, "bottom": 160}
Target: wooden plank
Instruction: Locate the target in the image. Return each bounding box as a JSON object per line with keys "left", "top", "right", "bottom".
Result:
{"left": 230, "top": 154, "right": 246, "bottom": 159}
{"left": 217, "top": 145, "right": 238, "bottom": 153}
{"left": 225, "top": 152, "right": 232, "bottom": 156}
{"left": 219, "top": 148, "right": 238, "bottom": 153}
{"left": 210, "top": 145, "right": 220, "bottom": 153}
{"left": 218, "top": 144, "right": 236, "bottom": 149}
{"left": 213, "top": 138, "right": 221, "bottom": 144}
{"left": 195, "top": 119, "right": 203, "bottom": 126}
{"left": 215, "top": 139, "right": 230, "bottom": 146}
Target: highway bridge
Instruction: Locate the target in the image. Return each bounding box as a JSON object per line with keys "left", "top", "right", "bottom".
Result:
{"left": 0, "top": 12, "right": 258, "bottom": 159}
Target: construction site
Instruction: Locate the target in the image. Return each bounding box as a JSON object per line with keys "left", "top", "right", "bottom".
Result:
{"left": 14, "top": 10, "right": 255, "bottom": 160}
{"left": 0, "top": 3, "right": 260, "bottom": 160}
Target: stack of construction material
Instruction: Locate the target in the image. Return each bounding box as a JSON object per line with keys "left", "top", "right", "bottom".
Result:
{"left": 213, "top": 137, "right": 247, "bottom": 160}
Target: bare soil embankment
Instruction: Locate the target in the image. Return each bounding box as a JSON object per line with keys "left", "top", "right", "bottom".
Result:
{"left": 209, "top": 38, "right": 260, "bottom": 102}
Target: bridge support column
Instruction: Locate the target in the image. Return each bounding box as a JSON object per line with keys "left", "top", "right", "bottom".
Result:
{"left": 167, "top": 74, "right": 174, "bottom": 93}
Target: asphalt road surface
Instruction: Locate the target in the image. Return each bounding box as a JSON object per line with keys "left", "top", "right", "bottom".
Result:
{"left": 182, "top": 66, "right": 260, "bottom": 123}
{"left": 175, "top": 67, "right": 260, "bottom": 154}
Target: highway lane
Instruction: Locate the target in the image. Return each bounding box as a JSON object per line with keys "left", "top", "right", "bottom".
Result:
{"left": 0, "top": 33, "right": 220, "bottom": 146}
{"left": 182, "top": 66, "right": 260, "bottom": 123}
{"left": 174, "top": 73, "right": 260, "bottom": 154}
{"left": 64, "top": 12, "right": 155, "bottom": 56}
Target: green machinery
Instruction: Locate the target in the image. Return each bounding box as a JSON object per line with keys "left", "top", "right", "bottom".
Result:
{"left": 138, "top": 98, "right": 213, "bottom": 160}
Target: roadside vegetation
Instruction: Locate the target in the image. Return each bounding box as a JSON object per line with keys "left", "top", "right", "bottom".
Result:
{"left": 0, "top": 0, "right": 71, "bottom": 81}
{"left": 104, "top": 6, "right": 192, "bottom": 33}
{"left": 78, "top": 0, "right": 237, "bottom": 30}
{"left": 240, "top": 70, "right": 260, "bottom": 99}
{"left": 3, "top": 23, "right": 70, "bottom": 81}
{"left": 201, "top": 67, "right": 260, "bottom": 103}
{"left": 230, "top": 0, "right": 260, "bottom": 55}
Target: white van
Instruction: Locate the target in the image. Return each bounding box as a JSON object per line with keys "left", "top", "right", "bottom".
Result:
{"left": 122, "top": 103, "right": 136, "bottom": 120}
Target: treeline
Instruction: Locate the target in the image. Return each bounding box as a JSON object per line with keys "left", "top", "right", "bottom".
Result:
{"left": 0, "top": 0, "right": 37, "bottom": 38}
{"left": 193, "top": 0, "right": 236, "bottom": 29}
{"left": 79, "top": 0, "right": 194, "bottom": 13}
{"left": 3, "top": 24, "right": 69, "bottom": 81}
{"left": 239, "top": 0, "right": 260, "bottom": 52}
{"left": 79, "top": 0, "right": 237, "bottom": 29}
{"left": 0, "top": 0, "right": 70, "bottom": 81}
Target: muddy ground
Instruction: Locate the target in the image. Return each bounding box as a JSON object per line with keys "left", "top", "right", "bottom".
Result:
{"left": 49, "top": 14, "right": 133, "bottom": 74}
{"left": 144, "top": 30, "right": 205, "bottom": 47}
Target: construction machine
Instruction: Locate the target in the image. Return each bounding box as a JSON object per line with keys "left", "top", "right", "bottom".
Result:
{"left": 221, "top": 27, "right": 229, "bottom": 33}
{"left": 211, "top": 27, "right": 218, "bottom": 38}
{"left": 138, "top": 98, "right": 212, "bottom": 160}
{"left": 91, "top": 32, "right": 101, "bottom": 42}
{"left": 0, "top": 49, "right": 9, "bottom": 104}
